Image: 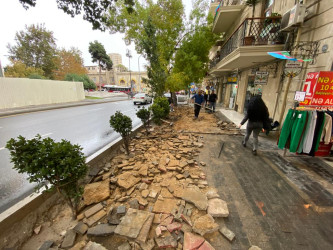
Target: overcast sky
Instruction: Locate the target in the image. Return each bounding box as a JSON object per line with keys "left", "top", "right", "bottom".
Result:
{"left": 0, "top": 0, "right": 195, "bottom": 72}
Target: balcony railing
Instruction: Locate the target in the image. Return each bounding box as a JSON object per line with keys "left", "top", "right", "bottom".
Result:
{"left": 213, "top": 0, "right": 244, "bottom": 20}
{"left": 210, "top": 17, "right": 283, "bottom": 68}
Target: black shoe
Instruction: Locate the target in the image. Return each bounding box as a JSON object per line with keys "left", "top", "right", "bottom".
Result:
{"left": 252, "top": 150, "right": 257, "bottom": 155}
{"left": 242, "top": 141, "right": 246, "bottom": 147}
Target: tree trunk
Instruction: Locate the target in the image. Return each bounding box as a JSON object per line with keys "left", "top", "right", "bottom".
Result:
{"left": 99, "top": 61, "right": 102, "bottom": 91}
{"left": 171, "top": 92, "right": 177, "bottom": 107}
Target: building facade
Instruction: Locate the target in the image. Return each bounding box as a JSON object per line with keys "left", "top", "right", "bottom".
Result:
{"left": 108, "top": 53, "right": 122, "bottom": 66}
{"left": 207, "top": 0, "right": 333, "bottom": 124}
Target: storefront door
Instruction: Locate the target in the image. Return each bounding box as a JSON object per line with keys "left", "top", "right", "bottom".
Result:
{"left": 244, "top": 76, "right": 263, "bottom": 113}
{"left": 229, "top": 84, "right": 238, "bottom": 109}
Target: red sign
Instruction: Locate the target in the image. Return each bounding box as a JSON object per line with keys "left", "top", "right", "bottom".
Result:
{"left": 299, "top": 72, "right": 319, "bottom": 106}
{"left": 310, "top": 71, "right": 333, "bottom": 106}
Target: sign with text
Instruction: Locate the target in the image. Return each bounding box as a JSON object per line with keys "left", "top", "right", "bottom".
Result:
{"left": 294, "top": 91, "right": 306, "bottom": 101}
{"left": 299, "top": 72, "right": 319, "bottom": 106}
{"left": 284, "top": 61, "right": 302, "bottom": 78}
{"left": 227, "top": 77, "right": 237, "bottom": 84}
{"left": 254, "top": 71, "right": 269, "bottom": 84}
{"left": 310, "top": 71, "right": 333, "bottom": 106}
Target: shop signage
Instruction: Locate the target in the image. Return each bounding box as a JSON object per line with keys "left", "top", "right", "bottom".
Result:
{"left": 227, "top": 76, "right": 237, "bottom": 84}
{"left": 299, "top": 72, "right": 319, "bottom": 106}
{"left": 284, "top": 61, "right": 302, "bottom": 77}
{"left": 310, "top": 71, "right": 333, "bottom": 106}
{"left": 294, "top": 91, "right": 306, "bottom": 101}
{"left": 254, "top": 71, "right": 269, "bottom": 84}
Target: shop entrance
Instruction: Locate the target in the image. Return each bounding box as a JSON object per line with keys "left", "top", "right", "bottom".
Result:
{"left": 229, "top": 84, "right": 238, "bottom": 109}
{"left": 244, "top": 76, "right": 263, "bottom": 113}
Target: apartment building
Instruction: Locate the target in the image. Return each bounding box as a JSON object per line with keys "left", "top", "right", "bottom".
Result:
{"left": 207, "top": 0, "right": 333, "bottom": 123}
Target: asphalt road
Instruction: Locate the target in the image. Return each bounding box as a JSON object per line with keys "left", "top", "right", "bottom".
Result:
{"left": 0, "top": 100, "right": 149, "bottom": 213}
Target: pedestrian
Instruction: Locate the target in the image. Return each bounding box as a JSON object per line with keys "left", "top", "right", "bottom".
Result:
{"left": 191, "top": 90, "right": 205, "bottom": 119}
{"left": 238, "top": 95, "right": 269, "bottom": 155}
{"left": 208, "top": 89, "right": 217, "bottom": 113}
{"left": 168, "top": 94, "right": 174, "bottom": 112}
{"left": 204, "top": 90, "right": 209, "bottom": 108}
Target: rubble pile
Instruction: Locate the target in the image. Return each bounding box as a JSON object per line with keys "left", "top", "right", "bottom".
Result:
{"left": 40, "top": 107, "right": 236, "bottom": 249}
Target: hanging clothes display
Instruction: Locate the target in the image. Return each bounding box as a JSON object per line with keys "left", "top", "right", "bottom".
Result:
{"left": 278, "top": 108, "right": 333, "bottom": 156}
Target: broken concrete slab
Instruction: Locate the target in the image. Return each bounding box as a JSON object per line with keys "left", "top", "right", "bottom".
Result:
{"left": 84, "top": 203, "right": 104, "bottom": 218}
{"left": 38, "top": 240, "right": 54, "bottom": 250}
{"left": 83, "top": 180, "right": 110, "bottom": 206}
{"left": 249, "top": 246, "right": 262, "bottom": 250}
{"left": 219, "top": 226, "right": 235, "bottom": 242}
{"left": 141, "top": 190, "right": 149, "bottom": 198}
{"left": 87, "top": 224, "right": 116, "bottom": 237}
{"left": 207, "top": 198, "right": 229, "bottom": 217}
{"left": 61, "top": 229, "right": 76, "bottom": 249}
{"left": 85, "top": 210, "right": 107, "bottom": 227}
{"left": 128, "top": 199, "right": 139, "bottom": 209}
{"left": 167, "top": 222, "right": 182, "bottom": 232}
{"left": 136, "top": 213, "right": 154, "bottom": 243}
{"left": 139, "top": 238, "right": 155, "bottom": 250}
{"left": 193, "top": 214, "right": 219, "bottom": 236}
{"left": 118, "top": 241, "right": 131, "bottom": 250}
{"left": 117, "top": 206, "right": 126, "bottom": 215}
{"left": 183, "top": 232, "right": 205, "bottom": 250}
{"left": 114, "top": 208, "right": 152, "bottom": 239}
{"left": 117, "top": 172, "right": 141, "bottom": 189}
{"left": 73, "top": 221, "right": 88, "bottom": 235}
{"left": 198, "top": 240, "right": 215, "bottom": 250}
{"left": 154, "top": 236, "right": 177, "bottom": 248}
{"left": 181, "top": 186, "right": 208, "bottom": 211}
{"left": 83, "top": 241, "right": 107, "bottom": 250}
{"left": 153, "top": 198, "right": 179, "bottom": 214}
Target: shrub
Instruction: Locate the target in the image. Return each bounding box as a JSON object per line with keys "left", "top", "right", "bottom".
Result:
{"left": 28, "top": 73, "right": 44, "bottom": 79}
{"left": 110, "top": 111, "right": 133, "bottom": 154}
{"left": 65, "top": 73, "right": 96, "bottom": 90}
{"left": 136, "top": 107, "right": 151, "bottom": 134}
{"left": 6, "top": 135, "right": 88, "bottom": 218}
{"left": 150, "top": 96, "right": 170, "bottom": 124}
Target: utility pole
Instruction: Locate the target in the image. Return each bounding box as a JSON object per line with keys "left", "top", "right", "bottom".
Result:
{"left": 126, "top": 49, "right": 132, "bottom": 93}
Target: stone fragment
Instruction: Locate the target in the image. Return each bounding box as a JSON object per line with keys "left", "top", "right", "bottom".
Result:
{"left": 167, "top": 222, "right": 182, "bottom": 232}
{"left": 115, "top": 208, "right": 152, "bottom": 238}
{"left": 102, "top": 172, "right": 111, "bottom": 180}
{"left": 160, "top": 215, "right": 174, "bottom": 226}
{"left": 138, "top": 165, "right": 148, "bottom": 176}
{"left": 83, "top": 180, "right": 110, "bottom": 205}
{"left": 84, "top": 203, "right": 104, "bottom": 218}
{"left": 199, "top": 240, "right": 215, "bottom": 250}
{"left": 141, "top": 189, "right": 149, "bottom": 198}
{"left": 87, "top": 224, "right": 116, "bottom": 237}
{"left": 139, "top": 239, "right": 155, "bottom": 250}
{"left": 168, "top": 160, "right": 180, "bottom": 167}
{"left": 158, "top": 165, "right": 167, "bottom": 173}
{"left": 183, "top": 171, "right": 190, "bottom": 178}
{"left": 128, "top": 199, "right": 139, "bottom": 209}
{"left": 117, "top": 172, "right": 141, "bottom": 189}
{"left": 71, "top": 240, "right": 87, "bottom": 250}
{"left": 61, "top": 229, "right": 76, "bottom": 249}
{"left": 118, "top": 242, "right": 131, "bottom": 250}
{"left": 139, "top": 183, "right": 149, "bottom": 190}
{"left": 207, "top": 198, "right": 229, "bottom": 217}
{"left": 117, "top": 206, "right": 126, "bottom": 214}
{"left": 155, "top": 236, "right": 177, "bottom": 248}
{"left": 149, "top": 189, "right": 159, "bottom": 199}
{"left": 86, "top": 210, "right": 107, "bottom": 227}
{"left": 127, "top": 186, "right": 136, "bottom": 196}
{"left": 180, "top": 223, "right": 192, "bottom": 233}
{"left": 38, "top": 240, "right": 53, "bottom": 250}
{"left": 73, "top": 221, "right": 88, "bottom": 235}
{"left": 176, "top": 174, "right": 185, "bottom": 180}
{"left": 181, "top": 214, "right": 192, "bottom": 226}
{"left": 77, "top": 213, "right": 85, "bottom": 221}
{"left": 137, "top": 197, "right": 148, "bottom": 207}
{"left": 183, "top": 232, "right": 205, "bottom": 250}
{"left": 160, "top": 188, "right": 174, "bottom": 198}
{"left": 34, "top": 225, "right": 42, "bottom": 234}
{"left": 249, "top": 246, "right": 262, "bottom": 250}
{"left": 155, "top": 226, "right": 162, "bottom": 237}
{"left": 110, "top": 177, "right": 118, "bottom": 184}
{"left": 193, "top": 214, "right": 219, "bottom": 236}
{"left": 153, "top": 198, "right": 179, "bottom": 214}
{"left": 84, "top": 241, "right": 107, "bottom": 250}
{"left": 136, "top": 213, "right": 154, "bottom": 243}
{"left": 181, "top": 187, "right": 208, "bottom": 211}
{"left": 199, "top": 162, "right": 206, "bottom": 166}
{"left": 219, "top": 226, "right": 235, "bottom": 242}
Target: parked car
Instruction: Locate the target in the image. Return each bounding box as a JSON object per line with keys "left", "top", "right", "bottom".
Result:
{"left": 133, "top": 93, "right": 153, "bottom": 105}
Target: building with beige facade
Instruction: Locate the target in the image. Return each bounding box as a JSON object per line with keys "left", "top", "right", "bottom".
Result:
{"left": 207, "top": 0, "right": 333, "bottom": 124}
{"left": 108, "top": 53, "right": 122, "bottom": 66}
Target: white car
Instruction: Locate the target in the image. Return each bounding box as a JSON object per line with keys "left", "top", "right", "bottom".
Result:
{"left": 133, "top": 93, "right": 153, "bottom": 105}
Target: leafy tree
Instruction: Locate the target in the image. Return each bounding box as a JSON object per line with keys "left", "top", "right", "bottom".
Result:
{"left": 65, "top": 73, "right": 96, "bottom": 90}
{"left": 109, "top": 111, "right": 132, "bottom": 154}
{"left": 7, "top": 24, "right": 57, "bottom": 79}
{"left": 6, "top": 135, "right": 88, "bottom": 218}
{"left": 4, "top": 60, "right": 44, "bottom": 78}
{"left": 53, "top": 48, "right": 87, "bottom": 80}
{"left": 150, "top": 96, "right": 170, "bottom": 125}
{"left": 18, "top": 0, "right": 135, "bottom": 31}
{"left": 28, "top": 73, "right": 44, "bottom": 79}
{"left": 136, "top": 107, "right": 151, "bottom": 135}
{"left": 88, "top": 41, "right": 113, "bottom": 91}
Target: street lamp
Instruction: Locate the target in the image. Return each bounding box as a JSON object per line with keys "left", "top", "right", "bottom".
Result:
{"left": 138, "top": 54, "right": 142, "bottom": 92}
{"left": 126, "top": 49, "right": 132, "bottom": 93}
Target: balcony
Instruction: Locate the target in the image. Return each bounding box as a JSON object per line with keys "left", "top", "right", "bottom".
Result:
{"left": 212, "top": 0, "right": 246, "bottom": 34}
{"left": 210, "top": 17, "right": 285, "bottom": 75}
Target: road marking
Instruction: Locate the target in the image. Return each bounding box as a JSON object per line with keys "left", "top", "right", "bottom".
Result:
{"left": 0, "top": 147, "right": 5, "bottom": 151}
{"left": 89, "top": 108, "right": 104, "bottom": 112}
{"left": 41, "top": 133, "right": 53, "bottom": 137}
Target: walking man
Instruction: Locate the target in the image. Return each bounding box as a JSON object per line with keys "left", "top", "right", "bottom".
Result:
{"left": 191, "top": 90, "right": 205, "bottom": 119}
{"left": 208, "top": 90, "right": 217, "bottom": 113}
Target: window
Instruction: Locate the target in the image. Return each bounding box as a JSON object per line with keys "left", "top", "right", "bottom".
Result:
{"left": 92, "top": 77, "right": 96, "bottom": 82}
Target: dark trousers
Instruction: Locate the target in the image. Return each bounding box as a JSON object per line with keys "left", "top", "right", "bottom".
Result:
{"left": 194, "top": 104, "right": 201, "bottom": 118}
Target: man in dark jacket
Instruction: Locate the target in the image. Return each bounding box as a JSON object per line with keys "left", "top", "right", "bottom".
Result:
{"left": 208, "top": 90, "right": 217, "bottom": 113}
{"left": 191, "top": 90, "right": 205, "bottom": 119}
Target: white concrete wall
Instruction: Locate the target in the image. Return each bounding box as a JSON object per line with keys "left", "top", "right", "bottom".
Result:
{"left": 0, "top": 78, "right": 85, "bottom": 109}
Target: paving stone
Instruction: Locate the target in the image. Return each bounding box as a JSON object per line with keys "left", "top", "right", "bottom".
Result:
{"left": 136, "top": 213, "right": 154, "bottom": 243}
{"left": 160, "top": 215, "right": 174, "bottom": 226}
{"left": 167, "top": 222, "right": 182, "bottom": 232}
{"left": 86, "top": 210, "right": 107, "bottom": 227}
{"left": 198, "top": 240, "right": 215, "bottom": 250}
{"left": 117, "top": 206, "right": 126, "bottom": 214}
{"left": 181, "top": 186, "right": 208, "bottom": 211}
{"left": 219, "top": 226, "right": 235, "bottom": 242}
{"left": 87, "top": 224, "right": 116, "bottom": 237}
{"left": 160, "top": 188, "right": 174, "bottom": 198}
{"left": 84, "top": 203, "right": 104, "bottom": 218}
{"left": 83, "top": 180, "right": 110, "bottom": 206}
{"left": 193, "top": 214, "right": 219, "bottom": 236}
{"left": 118, "top": 242, "right": 131, "bottom": 250}
{"left": 181, "top": 223, "right": 192, "bottom": 233}
{"left": 73, "top": 221, "right": 88, "bottom": 235}
{"left": 141, "top": 190, "right": 149, "bottom": 198}
{"left": 117, "top": 172, "right": 141, "bottom": 189}
{"left": 83, "top": 241, "right": 107, "bottom": 250}
{"left": 128, "top": 199, "right": 139, "bottom": 209}
{"left": 148, "top": 189, "right": 158, "bottom": 199}
{"left": 61, "top": 229, "right": 76, "bottom": 249}
{"left": 183, "top": 232, "right": 205, "bottom": 250}
{"left": 153, "top": 198, "right": 179, "bottom": 214}
{"left": 207, "top": 198, "right": 229, "bottom": 217}
{"left": 139, "top": 239, "right": 155, "bottom": 250}
{"left": 154, "top": 236, "right": 177, "bottom": 248}
{"left": 38, "top": 240, "right": 54, "bottom": 250}
{"left": 114, "top": 208, "right": 152, "bottom": 238}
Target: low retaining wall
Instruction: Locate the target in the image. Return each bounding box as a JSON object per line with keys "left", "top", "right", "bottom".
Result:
{"left": 0, "top": 78, "right": 85, "bottom": 109}
{"left": 0, "top": 123, "right": 143, "bottom": 249}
